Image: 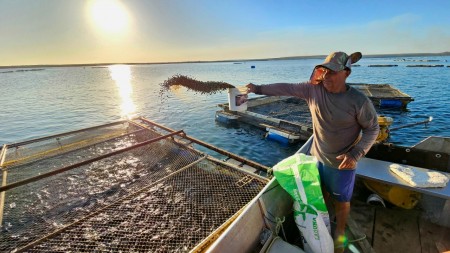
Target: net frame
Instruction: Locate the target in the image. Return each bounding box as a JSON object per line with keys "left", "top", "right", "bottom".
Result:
{"left": 0, "top": 118, "right": 269, "bottom": 252}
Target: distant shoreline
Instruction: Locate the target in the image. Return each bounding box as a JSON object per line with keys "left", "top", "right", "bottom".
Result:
{"left": 1, "top": 52, "right": 449, "bottom": 69}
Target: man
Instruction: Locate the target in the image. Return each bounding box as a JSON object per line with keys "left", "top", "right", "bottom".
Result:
{"left": 246, "top": 52, "right": 379, "bottom": 251}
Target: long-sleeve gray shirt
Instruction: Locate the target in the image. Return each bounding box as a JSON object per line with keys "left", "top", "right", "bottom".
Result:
{"left": 255, "top": 82, "right": 379, "bottom": 168}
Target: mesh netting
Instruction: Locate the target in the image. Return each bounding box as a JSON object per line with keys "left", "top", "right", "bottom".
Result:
{"left": 3, "top": 121, "right": 145, "bottom": 168}
{"left": 249, "top": 98, "right": 312, "bottom": 126}
{"left": 0, "top": 119, "right": 268, "bottom": 252}
{"left": 349, "top": 83, "right": 413, "bottom": 100}
{"left": 24, "top": 160, "right": 264, "bottom": 252}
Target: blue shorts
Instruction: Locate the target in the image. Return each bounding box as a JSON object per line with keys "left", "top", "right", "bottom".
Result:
{"left": 317, "top": 162, "right": 356, "bottom": 202}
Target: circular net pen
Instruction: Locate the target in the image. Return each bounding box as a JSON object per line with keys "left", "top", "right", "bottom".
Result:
{"left": 0, "top": 118, "right": 269, "bottom": 252}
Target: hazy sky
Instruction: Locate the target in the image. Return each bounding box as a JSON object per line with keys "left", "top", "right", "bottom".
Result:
{"left": 1, "top": 0, "right": 449, "bottom": 66}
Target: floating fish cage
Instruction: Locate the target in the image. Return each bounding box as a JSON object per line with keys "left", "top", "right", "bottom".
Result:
{"left": 216, "top": 83, "right": 413, "bottom": 144}
{"left": 0, "top": 117, "right": 269, "bottom": 252}
{"left": 217, "top": 96, "right": 314, "bottom": 144}
{"left": 347, "top": 83, "right": 413, "bottom": 109}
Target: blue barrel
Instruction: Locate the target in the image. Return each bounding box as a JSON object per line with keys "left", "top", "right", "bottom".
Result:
{"left": 266, "top": 132, "right": 290, "bottom": 145}
{"left": 380, "top": 99, "right": 403, "bottom": 108}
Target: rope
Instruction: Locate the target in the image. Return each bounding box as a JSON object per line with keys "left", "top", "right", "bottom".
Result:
{"left": 330, "top": 220, "right": 368, "bottom": 244}
{"left": 260, "top": 207, "right": 289, "bottom": 242}
{"left": 348, "top": 233, "right": 367, "bottom": 243}
{"left": 275, "top": 216, "right": 287, "bottom": 241}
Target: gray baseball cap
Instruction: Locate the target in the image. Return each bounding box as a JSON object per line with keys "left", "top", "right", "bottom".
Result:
{"left": 316, "top": 52, "right": 362, "bottom": 71}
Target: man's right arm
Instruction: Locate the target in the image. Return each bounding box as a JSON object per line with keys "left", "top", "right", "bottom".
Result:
{"left": 246, "top": 82, "right": 310, "bottom": 97}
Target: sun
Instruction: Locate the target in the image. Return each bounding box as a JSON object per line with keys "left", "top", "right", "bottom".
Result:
{"left": 89, "top": 0, "right": 129, "bottom": 34}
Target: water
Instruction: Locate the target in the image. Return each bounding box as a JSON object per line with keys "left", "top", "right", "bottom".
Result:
{"left": 1, "top": 56, "right": 449, "bottom": 166}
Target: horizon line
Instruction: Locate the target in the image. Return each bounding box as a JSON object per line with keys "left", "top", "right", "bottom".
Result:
{"left": 1, "top": 52, "right": 449, "bottom": 69}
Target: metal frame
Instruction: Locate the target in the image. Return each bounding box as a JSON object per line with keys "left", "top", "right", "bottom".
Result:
{"left": 0, "top": 144, "right": 8, "bottom": 226}
{"left": 6, "top": 120, "right": 130, "bottom": 148}
{"left": 137, "top": 117, "right": 271, "bottom": 173}
{"left": 15, "top": 155, "right": 208, "bottom": 252}
{"left": 0, "top": 130, "right": 183, "bottom": 193}
{"left": 0, "top": 118, "right": 270, "bottom": 252}
{"left": 2, "top": 127, "right": 149, "bottom": 168}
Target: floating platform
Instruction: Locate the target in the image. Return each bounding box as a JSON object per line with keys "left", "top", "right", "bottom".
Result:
{"left": 217, "top": 83, "right": 413, "bottom": 144}
{"left": 348, "top": 83, "right": 414, "bottom": 109}
{"left": 406, "top": 65, "right": 445, "bottom": 67}
{"left": 217, "top": 96, "right": 313, "bottom": 144}
{"left": 368, "top": 64, "right": 398, "bottom": 67}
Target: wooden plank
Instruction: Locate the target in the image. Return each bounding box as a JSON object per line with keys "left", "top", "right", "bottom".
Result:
{"left": 347, "top": 216, "right": 376, "bottom": 253}
{"left": 350, "top": 200, "right": 376, "bottom": 244}
{"left": 419, "top": 218, "right": 450, "bottom": 253}
{"left": 373, "top": 208, "right": 421, "bottom": 253}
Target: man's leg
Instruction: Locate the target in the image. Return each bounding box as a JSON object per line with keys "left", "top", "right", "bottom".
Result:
{"left": 322, "top": 187, "right": 335, "bottom": 220}
{"left": 334, "top": 201, "right": 350, "bottom": 250}
{"left": 318, "top": 163, "right": 355, "bottom": 252}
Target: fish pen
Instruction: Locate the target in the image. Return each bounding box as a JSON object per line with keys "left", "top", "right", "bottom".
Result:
{"left": 216, "top": 96, "right": 315, "bottom": 144}
{"left": 216, "top": 82, "right": 414, "bottom": 144}
{"left": 0, "top": 117, "right": 269, "bottom": 252}
{"left": 347, "top": 83, "right": 414, "bottom": 109}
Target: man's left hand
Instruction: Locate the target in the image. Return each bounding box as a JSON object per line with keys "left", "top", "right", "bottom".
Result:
{"left": 336, "top": 154, "right": 357, "bottom": 170}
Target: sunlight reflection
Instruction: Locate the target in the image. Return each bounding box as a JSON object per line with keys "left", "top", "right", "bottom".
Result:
{"left": 109, "top": 65, "right": 136, "bottom": 119}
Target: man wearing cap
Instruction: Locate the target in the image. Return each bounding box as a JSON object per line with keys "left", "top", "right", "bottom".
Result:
{"left": 246, "top": 52, "right": 379, "bottom": 251}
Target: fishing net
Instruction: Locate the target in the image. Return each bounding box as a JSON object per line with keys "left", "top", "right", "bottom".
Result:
{"left": 0, "top": 118, "right": 268, "bottom": 252}
{"left": 248, "top": 97, "right": 312, "bottom": 127}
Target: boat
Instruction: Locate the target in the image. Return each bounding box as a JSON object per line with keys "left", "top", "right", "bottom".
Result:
{"left": 205, "top": 140, "right": 325, "bottom": 252}
{"left": 363, "top": 179, "right": 421, "bottom": 209}
{"left": 1, "top": 118, "right": 448, "bottom": 252}
{"left": 206, "top": 136, "right": 450, "bottom": 252}
{"left": 204, "top": 176, "right": 307, "bottom": 252}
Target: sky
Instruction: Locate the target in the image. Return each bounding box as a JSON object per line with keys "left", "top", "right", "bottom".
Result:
{"left": 1, "top": 0, "right": 449, "bottom": 66}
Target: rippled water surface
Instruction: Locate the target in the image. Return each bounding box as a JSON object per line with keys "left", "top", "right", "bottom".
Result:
{"left": 1, "top": 56, "right": 449, "bottom": 166}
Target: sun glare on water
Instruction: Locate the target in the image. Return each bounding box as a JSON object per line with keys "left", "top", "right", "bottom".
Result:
{"left": 89, "top": 0, "right": 129, "bottom": 34}
{"left": 109, "top": 65, "right": 136, "bottom": 119}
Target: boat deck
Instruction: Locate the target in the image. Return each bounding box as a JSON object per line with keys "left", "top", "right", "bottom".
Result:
{"left": 224, "top": 156, "right": 450, "bottom": 253}
{"left": 348, "top": 182, "right": 450, "bottom": 253}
